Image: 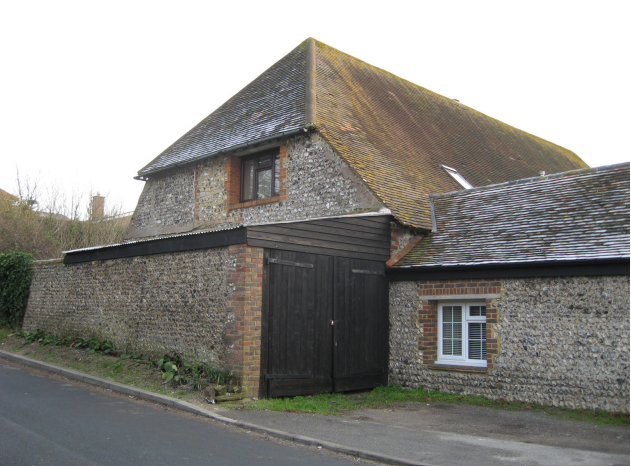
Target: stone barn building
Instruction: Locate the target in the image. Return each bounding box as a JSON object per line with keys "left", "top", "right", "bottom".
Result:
{"left": 24, "top": 38, "right": 630, "bottom": 411}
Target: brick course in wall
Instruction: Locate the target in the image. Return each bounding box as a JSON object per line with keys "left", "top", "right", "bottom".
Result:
{"left": 389, "top": 275, "right": 630, "bottom": 413}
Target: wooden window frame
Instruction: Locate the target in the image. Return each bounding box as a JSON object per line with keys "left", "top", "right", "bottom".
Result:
{"left": 240, "top": 148, "right": 281, "bottom": 203}
{"left": 436, "top": 301, "right": 487, "bottom": 368}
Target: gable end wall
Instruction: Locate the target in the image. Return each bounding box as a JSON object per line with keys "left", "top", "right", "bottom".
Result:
{"left": 127, "top": 165, "right": 196, "bottom": 237}
{"left": 125, "top": 133, "right": 383, "bottom": 240}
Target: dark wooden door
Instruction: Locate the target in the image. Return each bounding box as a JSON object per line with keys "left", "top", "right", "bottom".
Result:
{"left": 263, "top": 250, "right": 334, "bottom": 397}
{"left": 333, "top": 258, "right": 389, "bottom": 392}
{"left": 262, "top": 250, "right": 388, "bottom": 398}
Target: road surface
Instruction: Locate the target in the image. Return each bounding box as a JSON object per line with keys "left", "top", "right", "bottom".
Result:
{"left": 0, "top": 360, "right": 370, "bottom": 466}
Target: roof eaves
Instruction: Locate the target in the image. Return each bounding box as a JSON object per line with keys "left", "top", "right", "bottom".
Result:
{"left": 393, "top": 255, "right": 631, "bottom": 269}
{"left": 136, "top": 127, "right": 307, "bottom": 178}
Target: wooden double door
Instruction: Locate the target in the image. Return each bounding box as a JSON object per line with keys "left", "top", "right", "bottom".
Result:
{"left": 261, "top": 249, "right": 389, "bottom": 398}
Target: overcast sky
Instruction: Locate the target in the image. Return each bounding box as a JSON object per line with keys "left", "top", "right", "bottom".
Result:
{"left": 1, "top": 1, "right": 629, "bottom": 214}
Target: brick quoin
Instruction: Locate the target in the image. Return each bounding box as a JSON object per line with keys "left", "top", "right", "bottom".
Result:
{"left": 225, "top": 245, "right": 264, "bottom": 396}
{"left": 418, "top": 278, "right": 501, "bottom": 369}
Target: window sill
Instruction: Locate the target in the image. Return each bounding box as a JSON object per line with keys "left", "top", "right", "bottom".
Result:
{"left": 428, "top": 363, "right": 488, "bottom": 375}
{"left": 226, "top": 196, "right": 282, "bottom": 211}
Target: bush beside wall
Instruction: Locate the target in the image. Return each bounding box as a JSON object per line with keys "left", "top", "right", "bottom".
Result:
{"left": 0, "top": 251, "right": 34, "bottom": 327}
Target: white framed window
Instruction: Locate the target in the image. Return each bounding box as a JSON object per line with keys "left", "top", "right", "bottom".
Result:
{"left": 437, "top": 302, "right": 487, "bottom": 367}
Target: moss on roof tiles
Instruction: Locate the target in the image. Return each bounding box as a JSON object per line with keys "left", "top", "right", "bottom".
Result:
{"left": 137, "top": 38, "right": 588, "bottom": 230}
{"left": 312, "top": 40, "right": 587, "bottom": 229}
{"left": 394, "top": 164, "right": 630, "bottom": 267}
{"left": 137, "top": 41, "right": 309, "bottom": 176}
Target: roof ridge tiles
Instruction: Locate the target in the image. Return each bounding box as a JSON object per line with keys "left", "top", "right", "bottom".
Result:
{"left": 305, "top": 38, "right": 317, "bottom": 128}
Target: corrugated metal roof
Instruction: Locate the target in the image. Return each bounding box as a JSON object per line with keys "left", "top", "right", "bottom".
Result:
{"left": 246, "top": 207, "right": 392, "bottom": 228}
{"left": 62, "top": 223, "right": 242, "bottom": 255}
{"left": 394, "top": 163, "right": 630, "bottom": 267}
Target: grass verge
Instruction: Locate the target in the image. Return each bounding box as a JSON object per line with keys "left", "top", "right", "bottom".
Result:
{"left": 0, "top": 329, "right": 232, "bottom": 409}
{"left": 250, "top": 384, "right": 629, "bottom": 428}
{"left": 1, "top": 328, "right": 628, "bottom": 428}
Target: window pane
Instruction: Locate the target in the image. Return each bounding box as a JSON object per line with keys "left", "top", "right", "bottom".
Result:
{"left": 469, "top": 340, "right": 483, "bottom": 359}
{"left": 273, "top": 154, "right": 280, "bottom": 196}
{"left": 242, "top": 159, "right": 255, "bottom": 200}
{"left": 469, "top": 323, "right": 483, "bottom": 339}
{"left": 470, "top": 306, "right": 486, "bottom": 317}
{"left": 257, "top": 168, "right": 272, "bottom": 199}
{"left": 468, "top": 323, "right": 486, "bottom": 359}
{"left": 258, "top": 154, "right": 271, "bottom": 167}
{"left": 444, "top": 306, "right": 461, "bottom": 322}
{"left": 442, "top": 305, "right": 462, "bottom": 356}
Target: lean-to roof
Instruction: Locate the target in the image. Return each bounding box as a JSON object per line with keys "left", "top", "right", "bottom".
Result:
{"left": 393, "top": 163, "right": 630, "bottom": 268}
{"left": 137, "top": 38, "right": 588, "bottom": 230}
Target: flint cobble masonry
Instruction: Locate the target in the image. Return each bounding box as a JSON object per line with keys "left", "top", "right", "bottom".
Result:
{"left": 388, "top": 275, "right": 630, "bottom": 412}
{"left": 126, "top": 133, "right": 383, "bottom": 240}
{"left": 128, "top": 165, "right": 196, "bottom": 237}
{"left": 24, "top": 248, "right": 236, "bottom": 367}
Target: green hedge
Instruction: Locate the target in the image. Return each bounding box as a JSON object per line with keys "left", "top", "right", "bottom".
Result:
{"left": 0, "top": 252, "right": 34, "bottom": 327}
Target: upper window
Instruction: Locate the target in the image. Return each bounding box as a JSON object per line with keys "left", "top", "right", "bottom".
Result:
{"left": 441, "top": 165, "right": 473, "bottom": 190}
{"left": 437, "top": 302, "right": 487, "bottom": 367}
{"left": 241, "top": 149, "right": 281, "bottom": 202}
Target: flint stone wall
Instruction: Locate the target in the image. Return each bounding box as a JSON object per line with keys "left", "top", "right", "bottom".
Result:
{"left": 23, "top": 248, "right": 236, "bottom": 366}
{"left": 126, "top": 132, "right": 383, "bottom": 239}
{"left": 389, "top": 275, "right": 630, "bottom": 413}
{"left": 127, "top": 165, "right": 196, "bottom": 237}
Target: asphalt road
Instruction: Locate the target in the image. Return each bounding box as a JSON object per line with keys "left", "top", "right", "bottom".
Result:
{"left": 0, "top": 361, "right": 368, "bottom": 466}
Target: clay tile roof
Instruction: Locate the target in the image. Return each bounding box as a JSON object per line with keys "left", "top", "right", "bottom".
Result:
{"left": 138, "top": 42, "right": 308, "bottom": 176}
{"left": 137, "top": 38, "right": 588, "bottom": 230}
{"left": 393, "top": 163, "right": 630, "bottom": 267}
{"left": 312, "top": 40, "right": 587, "bottom": 229}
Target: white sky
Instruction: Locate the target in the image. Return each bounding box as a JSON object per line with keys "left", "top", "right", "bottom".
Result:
{"left": 1, "top": 1, "right": 629, "bottom": 214}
